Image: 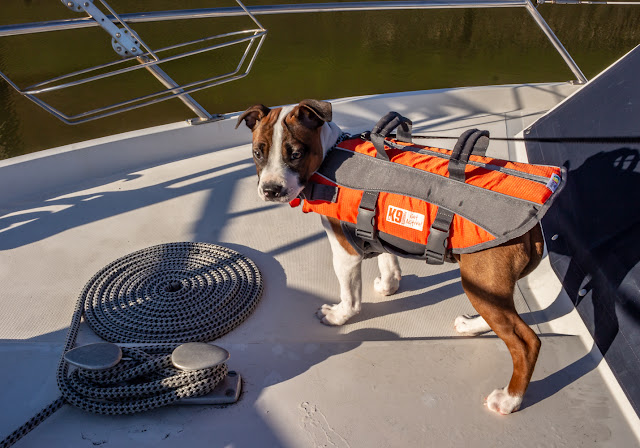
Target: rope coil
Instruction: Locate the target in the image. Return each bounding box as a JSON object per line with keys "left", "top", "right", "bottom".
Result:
{"left": 81, "top": 242, "right": 262, "bottom": 344}
{"left": 2, "top": 242, "right": 263, "bottom": 447}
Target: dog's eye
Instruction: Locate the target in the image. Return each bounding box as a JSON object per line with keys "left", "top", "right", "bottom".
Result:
{"left": 253, "top": 146, "right": 264, "bottom": 160}
{"left": 291, "top": 151, "right": 302, "bottom": 160}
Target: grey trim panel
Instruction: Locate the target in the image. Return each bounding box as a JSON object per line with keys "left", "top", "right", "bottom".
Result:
{"left": 318, "top": 148, "right": 567, "bottom": 261}
{"left": 319, "top": 147, "right": 560, "bottom": 238}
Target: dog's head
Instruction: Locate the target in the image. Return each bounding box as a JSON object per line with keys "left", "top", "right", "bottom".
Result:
{"left": 236, "top": 99, "right": 340, "bottom": 203}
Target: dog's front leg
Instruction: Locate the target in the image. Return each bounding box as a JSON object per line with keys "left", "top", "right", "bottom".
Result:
{"left": 374, "top": 253, "right": 402, "bottom": 296}
{"left": 316, "top": 216, "right": 363, "bottom": 326}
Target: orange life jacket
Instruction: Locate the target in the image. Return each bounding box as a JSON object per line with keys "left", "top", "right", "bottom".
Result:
{"left": 290, "top": 125, "right": 564, "bottom": 263}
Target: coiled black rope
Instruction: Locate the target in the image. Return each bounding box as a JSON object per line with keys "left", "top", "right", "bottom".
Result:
{"left": 1, "top": 242, "right": 263, "bottom": 448}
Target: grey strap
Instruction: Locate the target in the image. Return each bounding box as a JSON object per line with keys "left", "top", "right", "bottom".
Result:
{"left": 371, "top": 133, "right": 390, "bottom": 161}
{"left": 355, "top": 190, "right": 379, "bottom": 241}
{"left": 425, "top": 207, "right": 455, "bottom": 265}
{"left": 469, "top": 131, "right": 490, "bottom": 157}
{"left": 299, "top": 182, "right": 339, "bottom": 203}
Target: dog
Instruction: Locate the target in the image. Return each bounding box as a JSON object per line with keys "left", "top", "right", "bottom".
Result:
{"left": 236, "top": 99, "right": 544, "bottom": 415}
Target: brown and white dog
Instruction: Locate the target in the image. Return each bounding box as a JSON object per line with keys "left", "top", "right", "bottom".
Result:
{"left": 236, "top": 99, "right": 544, "bottom": 415}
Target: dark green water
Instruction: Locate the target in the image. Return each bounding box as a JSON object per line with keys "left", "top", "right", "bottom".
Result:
{"left": 1, "top": 0, "right": 639, "bottom": 159}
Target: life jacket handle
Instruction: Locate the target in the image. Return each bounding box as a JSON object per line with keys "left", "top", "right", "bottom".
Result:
{"left": 448, "top": 129, "right": 490, "bottom": 182}
{"left": 370, "top": 111, "right": 413, "bottom": 161}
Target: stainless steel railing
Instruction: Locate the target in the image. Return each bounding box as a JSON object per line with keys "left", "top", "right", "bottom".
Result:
{"left": 0, "top": 0, "right": 266, "bottom": 125}
{"left": 0, "top": 0, "right": 589, "bottom": 125}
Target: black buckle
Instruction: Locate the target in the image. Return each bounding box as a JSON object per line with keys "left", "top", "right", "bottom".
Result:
{"left": 425, "top": 227, "right": 449, "bottom": 265}
{"left": 355, "top": 205, "right": 376, "bottom": 241}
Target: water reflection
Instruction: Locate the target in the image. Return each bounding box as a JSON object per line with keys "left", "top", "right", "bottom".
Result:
{"left": 0, "top": 41, "right": 22, "bottom": 159}
{"left": 0, "top": 1, "right": 639, "bottom": 159}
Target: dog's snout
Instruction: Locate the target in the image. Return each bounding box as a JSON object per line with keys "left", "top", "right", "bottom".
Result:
{"left": 262, "top": 184, "right": 285, "bottom": 200}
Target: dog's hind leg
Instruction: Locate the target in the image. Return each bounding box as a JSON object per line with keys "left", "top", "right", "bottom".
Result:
{"left": 316, "top": 216, "right": 364, "bottom": 326}
{"left": 455, "top": 224, "right": 544, "bottom": 334}
{"left": 374, "top": 253, "right": 402, "bottom": 296}
{"left": 456, "top": 236, "right": 541, "bottom": 415}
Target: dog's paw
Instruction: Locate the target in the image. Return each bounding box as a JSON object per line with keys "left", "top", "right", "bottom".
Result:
{"left": 454, "top": 314, "right": 491, "bottom": 336}
{"left": 374, "top": 275, "right": 400, "bottom": 296}
{"left": 484, "top": 387, "right": 522, "bottom": 415}
{"left": 316, "top": 303, "right": 358, "bottom": 326}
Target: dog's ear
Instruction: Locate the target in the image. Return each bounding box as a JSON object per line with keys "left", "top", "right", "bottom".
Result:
{"left": 236, "top": 104, "right": 270, "bottom": 130}
{"left": 295, "top": 99, "right": 332, "bottom": 129}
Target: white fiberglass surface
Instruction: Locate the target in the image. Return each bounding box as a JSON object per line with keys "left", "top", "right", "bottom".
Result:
{"left": 2, "top": 85, "right": 638, "bottom": 447}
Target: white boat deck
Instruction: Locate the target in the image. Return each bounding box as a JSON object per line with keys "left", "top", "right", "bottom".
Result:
{"left": 1, "top": 84, "right": 639, "bottom": 447}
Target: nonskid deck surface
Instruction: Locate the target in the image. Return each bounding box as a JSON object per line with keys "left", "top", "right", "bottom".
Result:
{"left": 1, "top": 85, "right": 638, "bottom": 447}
